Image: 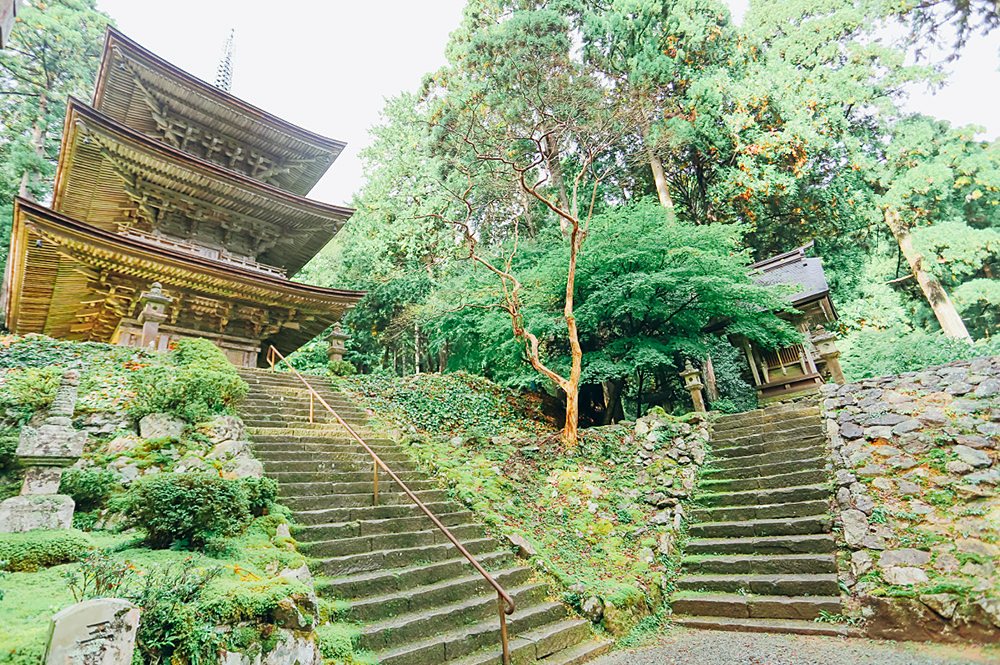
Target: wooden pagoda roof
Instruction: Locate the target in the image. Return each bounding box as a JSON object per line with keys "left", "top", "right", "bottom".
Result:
{"left": 92, "top": 27, "right": 345, "bottom": 196}
{"left": 5, "top": 198, "right": 364, "bottom": 357}
{"left": 52, "top": 98, "right": 353, "bottom": 277}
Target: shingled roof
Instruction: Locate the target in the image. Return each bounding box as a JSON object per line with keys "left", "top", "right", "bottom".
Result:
{"left": 748, "top": 242, "right": 830, "bottom": 307}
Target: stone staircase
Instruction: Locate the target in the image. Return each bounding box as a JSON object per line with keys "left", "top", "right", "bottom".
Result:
{"left": 671, "top": 402, "right": 846, "bottom": 635}
{"left": 236, "top": 368, "right": 609, "bottom": 665}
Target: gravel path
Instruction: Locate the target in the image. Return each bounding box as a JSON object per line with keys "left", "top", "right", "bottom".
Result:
{"left": 590, "top": 628, "right": 1000, "bottom": 665}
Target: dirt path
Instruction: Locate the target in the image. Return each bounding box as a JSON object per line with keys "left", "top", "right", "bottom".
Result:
{"left": 590, "top": 628, "right": 1000, "bottom": 665}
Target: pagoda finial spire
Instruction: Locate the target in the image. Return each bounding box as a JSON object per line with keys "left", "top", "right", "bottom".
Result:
{"left": 214, "top": 28, "right": 235, "bottom": 92}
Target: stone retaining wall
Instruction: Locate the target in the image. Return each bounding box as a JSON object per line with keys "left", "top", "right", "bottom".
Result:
{"left": 820, "top": 356, "right": 1000, "bottom": 642}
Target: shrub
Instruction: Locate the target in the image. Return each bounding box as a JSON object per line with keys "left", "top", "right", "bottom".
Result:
{"left": 237, "top": 476, "right": 278, "bottom": 517}
{"left": 840, "top": 327, "right": 1000, "bottom": 380}
{"left": 328, "top": 359, "right": 357, "bottom": 376}
{"left": 0, "top": 432, "right": 19, "bottom": 471}
{"left": 59, "top": 468, "right": 117, "bottom": 513}
{"left": 62, "top": 549, "right": 136, "bottom": 602}
{"left": 123, "top": 473, "right": 252, "bottom": 549}
{"left": 0, "top": 529, "right": 93, "bottom": 571}
{"left": 129, "top": 339, "right": 248, "bottom": 423}
{"left": 0, "top": 366, "right": 62, "bottom": 422}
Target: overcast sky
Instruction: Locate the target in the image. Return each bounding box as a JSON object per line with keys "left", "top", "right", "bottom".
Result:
{"left": 95, "top": 0, "right": 1000, "bottom": 208}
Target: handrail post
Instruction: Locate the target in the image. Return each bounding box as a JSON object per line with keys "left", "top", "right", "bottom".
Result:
{"left": 309, "top": 391, "right": 314, "bottom": 423}
{"left": 498, "top": 593, "right": 510, "bottom": 665}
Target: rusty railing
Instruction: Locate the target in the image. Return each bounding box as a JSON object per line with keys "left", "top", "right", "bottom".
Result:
{"left": 264, "top": 345, "right": 515, "bottom": 664}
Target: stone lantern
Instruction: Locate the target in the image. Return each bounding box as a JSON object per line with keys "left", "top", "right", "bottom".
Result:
{"left": 326, "top": 323, "right": 349, "bottom": 363}
{"left": 811, "top": 326, "right": 846, "bottom": 385}
{"left": 138, "top": 282, "right": 173, "bottom": 350}
{"left": 680, "top": 360, "right": 707, "bottom": 413}
{"left": 0, "top": 370, "right": 86, "bottom": 532}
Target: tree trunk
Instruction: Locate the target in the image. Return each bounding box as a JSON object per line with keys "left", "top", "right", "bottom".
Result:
{"left": 18, "top": 93, "right": 48, "bottom": 201}
{"left": 414, "top": 320, "right": 420, "bottom": 375}
{"left": 885, "top": 207, "right": 972, "bottom": 341}
{"left": 541, "top": 128, "right": 572, "bottom": 236}
{"left": 638, "top": 115, "right": 674, "bottom": 209}
{"left": 601, "top": 379, "right": 625, "bottom": 425}
{"left": 635, "top": 370, "right": 644, "bottom": 419}
{"left": 702, "top": 355, "right": 719, "bottom": 402}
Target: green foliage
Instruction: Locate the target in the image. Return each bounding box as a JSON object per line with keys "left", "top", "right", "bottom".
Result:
{"left": 130, "top": 339, "right": 247, "bottom": 423}
{"left": 62, "top": 548, "right": 136, "bottom": 602}
{"left": 0, "top": 366, "right": 62, "bottom": 422}
{"left": 0, "top": 529, "right": 93, "bottom": 572}
{"left": 59, "top": 468, "right": 117, "bottom": 513}
{"left": 0, "top": 432, "right": 19, "bottom": 471}
{"left": 840, "top": 327, "right": 1000, "bottom": 380}
{"left": 236, "top": 476, "right": 279, "bottom": 517}
{"left": 329, "top": 359, "right": 358, "bottom": 377}
{"left": 127, "top": 558, "right": 224, "bottom": 665}
{"left": 122, "top": 473, "right": 253, "bottom": 549}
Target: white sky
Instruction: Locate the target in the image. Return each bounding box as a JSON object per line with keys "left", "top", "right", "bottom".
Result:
{"left": 95, "top": 0, "right": 1000, "bottom": 208}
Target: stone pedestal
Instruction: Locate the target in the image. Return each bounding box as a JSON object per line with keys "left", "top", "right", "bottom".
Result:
{"left": 0, "top": 369, "right": 85, "bottom": 533}
{"left": 680, "top": 361, "right": 707, "bottom": 413}
{"left": 326, "top": 323, "right": 349, "bottom": 363}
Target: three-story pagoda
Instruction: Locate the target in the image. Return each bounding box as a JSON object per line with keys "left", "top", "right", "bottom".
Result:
{"left": 1, "top": 28, "right": 363, "bottom": 366}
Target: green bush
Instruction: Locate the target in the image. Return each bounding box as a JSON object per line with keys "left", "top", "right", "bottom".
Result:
{"left": 123, "top": 473, "right": 253, "bottom": 549}
{"left": 0, "top": 529, "right": 93, "bottom": 571}
{"left": 0, "top": 432, "right": 19, "bottom": 471}
{"left": 840, "top": 327, "right": 1000, "bottom": 380}
{"left": 237, "top": 476, "right": 278, "bottom": 517}
{"left": 0, "top": 366, "right": 62, "bottom": 422}
{"left": 59, "top": 468, "right": 117, "bottom": 513}
{"left": 130, "top": 339, "right": 248, "bottom": 423}
{"left": 328, "top": 359, "right": 357, "bottom": 376}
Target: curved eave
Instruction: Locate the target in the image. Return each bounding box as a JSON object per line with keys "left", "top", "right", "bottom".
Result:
{"left": 52, "top": 99, "right": 354, "bottom": 276}
{"left": 8, "top": 198, "right": 365, "bottom": 322}
{"left": 92, "top": 27, "right": 345, "bottom": 195}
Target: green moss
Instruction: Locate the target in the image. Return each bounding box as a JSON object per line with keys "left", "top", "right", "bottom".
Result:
{"left": 201, "top": 576, "right": 308, "bottom": 625}
{"left": 0, "top": 529, "right": 93, "bottom": 572}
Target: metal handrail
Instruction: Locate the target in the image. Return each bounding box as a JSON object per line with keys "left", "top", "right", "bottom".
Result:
{"left": 264, "top": 345, "right": 515, "bottom": 664}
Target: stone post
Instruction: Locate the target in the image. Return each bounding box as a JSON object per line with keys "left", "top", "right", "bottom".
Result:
{"left": 44, "top": 598, "right": 141, "bottom": 665}
{"left": 326, "top": 323, "right": 349, "bottom": 363}
{"left": 811, "top": 326, "right": 846, "bottom": 385}
{"left": 0, "top": 370, "right": 86, "bottom": 532}
{"left": 680, "top": 360, "right": 707, "bottom": 413}
{"left": 137, "top": 282, "right": 172, "bottom": 350}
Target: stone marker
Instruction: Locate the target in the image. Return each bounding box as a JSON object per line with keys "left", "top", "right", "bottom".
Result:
{"left": 0, "top": 370, "right": 85, "bottom": 532}
{"left": 44, "top": 598, "right": 140, "bottom": 665}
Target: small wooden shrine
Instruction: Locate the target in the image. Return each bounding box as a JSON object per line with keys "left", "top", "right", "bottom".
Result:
{"left": 1, "top": 28, "right": 363, "bottom": 366}
{"left": 730, "top": 243, "right": 843, "bottom": 400}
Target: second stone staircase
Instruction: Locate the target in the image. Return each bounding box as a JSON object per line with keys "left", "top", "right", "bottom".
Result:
{"left": 236, "top": 368, "right": 608, "bottom": 665}
{"left": 671, "top": 402, "right": 846, "bottom": 635}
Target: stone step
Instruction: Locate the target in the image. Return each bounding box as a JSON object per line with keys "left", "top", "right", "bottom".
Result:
{"left": 708, "top": 442, "right": 825, "bottom": 468}
{"left": 253, "top": 441, "right": 402, "bottom": 454}
{"left": 258, "top": 451, "right": 415, "bottom": 465}
{"left": 300, "top": 523, "right": 486, "bottom": 558}
{"left": 268, "top": 472, "right": 435, "bottom": 489}
{"left": 281, "top": 488, "right": 449, "bottom": 510}
{"left": 314, "top": 536, "right": 498, "bottom": 577}
{"left": 240, "top": 396, "right": 360, "bottom": 408}
{"left": 444, "top": 621, "right": 599, "bottom": 665}
{"left": 688, "top": 515, "right": 831, "bottom": 540}
{"left": 712, "top": 418, "right": 823, "bottom": 443}
{"left": 707, "top": 435, "right": 827, "bottom": 461}
{"left": 689, "top": 499, "right": 829, "bottom": 524}
{"left": 280, "top": 468, "right": 427, "bottom": 486}
{"left": 360, "top": 583, "right": 551, "bottom": 653}
{"left": 292, "top": 500, "right": 466, "bottom": 526}
{"left": 294, "top": 510, "right": 475, "bottom": 542}
{"left": 345, "top": 566, "right": 535, "bottom": 622}
{"left": 373, "top": 602, "right": 574, "bottom": 665}
{"left": 697, "top": 468, "right": 828, "bottom": 493}
{"left": 671, "top": 593, "right": 840, "bottom": 620}
{"left": 686, "top": 533, "right": 836, "bottom": 556}
{"left": 696, "top": 483, "right": 830, "bottom": 508}
{"left": 673, "top": 616, "right": 853, "bottom": 637}
{"left": 700, "top": 456, "right": 826, "bottom": 481}
{"left": 712, "top": 406, "right": 820, "bottom": 432}
{"left": 681, "top": 553, "right": 837, "bottom": 576}
{"left": 243, "top": 418, "right": 369, "bottom": 429}
{"left": 317, "top": 551, "right": 516, "bottom": 600}
{"left": 266, "top": 460, "right": 419, "bottom": 476}
{"left": 675, "top": 573, "right": 840, "bottom": 596}
{"left": 251, "top": 433, "right": 396, "bottom": 445}
{"left": 247, "top": 425, "right": 376, "bottom": 437}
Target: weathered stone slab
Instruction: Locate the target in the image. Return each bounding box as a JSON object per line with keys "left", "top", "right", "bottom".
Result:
{"left": 44, "top": 598, "right": 140, "bottom": 665}
{"left": 0, "top": 494, "right": 75, "bottom": 532}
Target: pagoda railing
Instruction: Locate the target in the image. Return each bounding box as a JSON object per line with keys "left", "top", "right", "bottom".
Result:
{"left": 264, "top": 345, "right": 515, "bottom": 665}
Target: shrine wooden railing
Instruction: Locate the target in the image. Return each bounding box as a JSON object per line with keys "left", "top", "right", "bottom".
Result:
{"left": 264, "top": 345, "right": 515, "bottom": 664}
